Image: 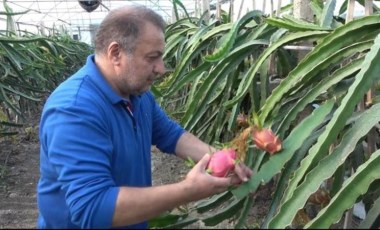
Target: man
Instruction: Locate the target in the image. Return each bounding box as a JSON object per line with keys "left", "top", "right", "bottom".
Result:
{"left": 37, "top": 4, "right": 252, "bottom": 229}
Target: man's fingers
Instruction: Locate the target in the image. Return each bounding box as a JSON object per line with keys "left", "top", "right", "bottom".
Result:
{"left": 234, "top": 162, "right": 252, "bottom": 182}
{"left": 195, "top": 153, "right": 211, "bottom": 170}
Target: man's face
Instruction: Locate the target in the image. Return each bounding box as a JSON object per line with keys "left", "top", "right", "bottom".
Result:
{"left": 116, "top": 23, "right": 166, "bottom": 97}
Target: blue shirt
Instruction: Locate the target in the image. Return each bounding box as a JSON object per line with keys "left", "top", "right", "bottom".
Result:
{"left": 37, "top": 54, "right": 185, "bottom": 229}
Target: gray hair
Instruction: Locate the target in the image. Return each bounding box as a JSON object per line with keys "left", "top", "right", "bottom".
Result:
{"left": 94, "top": 4, "right": 166, "bottom": 54}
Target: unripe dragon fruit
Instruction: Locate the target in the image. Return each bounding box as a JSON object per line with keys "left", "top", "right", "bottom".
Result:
{"left": 206, "top": 148, "right": 237, "bottom": 177}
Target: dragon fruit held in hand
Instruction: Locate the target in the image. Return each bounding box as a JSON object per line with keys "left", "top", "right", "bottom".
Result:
{"left": 206, "top": 148, "right": 237, "bottom": 177}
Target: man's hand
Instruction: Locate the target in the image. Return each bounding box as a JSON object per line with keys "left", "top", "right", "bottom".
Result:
{"left": 230, "top": 161, "right": 253, "bottom": 186}
{"left": 181, "top": 154, "right": 252, "bottom": 202}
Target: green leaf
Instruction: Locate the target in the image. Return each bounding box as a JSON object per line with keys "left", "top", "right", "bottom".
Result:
{"left": 204, "top": 10, "right": 263, "bottom": 62}
{"left": 232, "top": 99, "right": 334, "bottom": 199}
{"left": 359, "top": 195, "right": 380, "bottom": 229}
{"left": 184, "top": 156, "right": 196, "bottom": 168}
{"left": 0, "top": 120, "right": 23, "bottom": 127}
{"left": 261, "top": 128, "right": 324, "bottom": 228}
{"left": 319, "top": 0, "right": 336, "bottom": 28}
{"left": 173, "top": 0, "right": 191, "bottom": 21}
{"left": 305, "top": 149, "right": 380, "bottom": 228}
{"left": 150, "top": 85, "right": 163, "bottom": 98}
{"left": 201, "top": 196, "right": 246, "bottom": 226}
{"left": 148, "top": 212, "right": 182, "bottom": 228}
{"left": 164, "top": 23, "right": 227, "bottom": 89}
{"left": 181, "top": 40, "right": 268, "bottom": 130}
{"left": 276, "top": 56, "right": 363, "bottom": 137}
{"left": 269, "top": 103, "right": 380, "bottom": 228}
{"left": 194, "top": 191, "right": 232, "bottom": 213}
{"left": 265, "top": 15, "right": 331, "bottom": 31}
{"left": 0, "top": 131, "right": 19, "bottom": 137}
{"left": 0, "top": 82, "right": 41, "bottom": 101}
{"left": 163, "top": 30, "right": 188, "bottom": 60}
{"left": 162, "top": 216, "right": 198, "bottom": 229}
{"left": 281, "top": 31, "right": 380, "bottom": 209}
{"left": 164, "top": 61, "right": 212, "bottom": 97}
{"left": 0, "top": 42, "right": 24, "bottom": 70}
{"left": 235, "top": 195, "right": 255, "bottom": 228}
{"left": 223, "top": 30, "right": 328, "bottom": 108}
{"left": 259, "top": 14, "right": 380, "bottom": 123}
{"left": 310, "top": 0, "right": 323, "bottom": 23}
{"left": 148, "top": 211, "right": 197, "bottom": 229}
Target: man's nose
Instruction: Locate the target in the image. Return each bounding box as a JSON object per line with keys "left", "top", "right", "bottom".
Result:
{"left": 154, "top": 59, "right": 166, "bottom": 75}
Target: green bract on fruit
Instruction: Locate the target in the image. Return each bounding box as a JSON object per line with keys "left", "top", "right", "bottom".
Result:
{"left": 206, "top": 148, "right": 236, "bottom": 177}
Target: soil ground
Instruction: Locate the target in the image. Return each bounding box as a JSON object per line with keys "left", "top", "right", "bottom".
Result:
{"left": 0, "top": 113, "right": 271, "bottom": 229}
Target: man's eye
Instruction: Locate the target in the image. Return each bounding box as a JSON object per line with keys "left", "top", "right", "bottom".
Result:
{"left": 148, "top": 56, "right": 160, "bottom": 61}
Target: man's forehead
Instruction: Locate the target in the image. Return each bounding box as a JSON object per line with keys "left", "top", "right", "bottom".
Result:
{"left": 134, "top": 40, "right": 165, "bottom": 57}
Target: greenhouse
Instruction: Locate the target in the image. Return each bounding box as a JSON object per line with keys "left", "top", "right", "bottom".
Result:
{"left": 1, "top": 0, "right": 380, "bottom": 229}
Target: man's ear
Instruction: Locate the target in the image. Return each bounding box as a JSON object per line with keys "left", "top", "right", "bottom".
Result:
{"left": 107, "top": 42, "right": 121, "bottom": 65}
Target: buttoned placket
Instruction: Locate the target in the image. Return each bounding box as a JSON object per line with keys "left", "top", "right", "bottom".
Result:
{"left": 122, "top": 100, "right": 137, "bottom": 132}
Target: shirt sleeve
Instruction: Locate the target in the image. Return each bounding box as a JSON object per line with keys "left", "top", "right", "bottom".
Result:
{"left": 149, "top": 93, "right": 186, "bottom": 153}
{"left": 40, "top": 102, "right": 118, "bottom": 228}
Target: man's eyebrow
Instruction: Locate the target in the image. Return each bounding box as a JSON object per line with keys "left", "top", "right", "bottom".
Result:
{"left": 147, "top": 51, "right": 163, "bottom": 56}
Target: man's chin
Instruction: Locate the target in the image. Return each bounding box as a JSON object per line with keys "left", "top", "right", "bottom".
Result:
{"left": 133, "top": 86, "right": 151, "bottom": 95}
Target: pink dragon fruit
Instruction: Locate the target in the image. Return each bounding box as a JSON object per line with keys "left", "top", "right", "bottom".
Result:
{"left": 252, "top": 127, "right": 282, "bottom": 155}
{"left": 206, "top": 148, "right": 237, "bottom": 177}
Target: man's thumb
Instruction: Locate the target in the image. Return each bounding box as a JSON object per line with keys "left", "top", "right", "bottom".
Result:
{"left": 197, "top": 153, "right": 211, "bottom": 169}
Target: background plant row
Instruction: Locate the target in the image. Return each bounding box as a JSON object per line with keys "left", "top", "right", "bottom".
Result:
{"left": 0, "top": 32, "right": 92, "bottom": 136}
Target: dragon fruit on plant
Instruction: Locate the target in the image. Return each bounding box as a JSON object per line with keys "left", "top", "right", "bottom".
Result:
{"left": 252, "top": 127, "right": 282, "bottom": 155}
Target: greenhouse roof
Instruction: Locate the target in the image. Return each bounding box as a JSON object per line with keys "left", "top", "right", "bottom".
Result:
{"left": 1, "top": 0, "right": 375, "bottom": 44}
{"left": 1, "top": 0, "right": 209, "bottom": 43}
{"left": 2, "top": 0, "right": 196, "bottom": 30}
